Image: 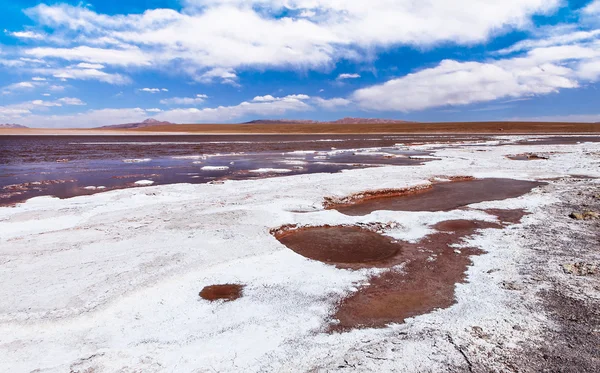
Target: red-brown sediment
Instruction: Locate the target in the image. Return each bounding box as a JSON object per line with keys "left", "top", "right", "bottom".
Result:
{"left": 199, "top": 284, "right": 245, "bottom": 302}
{"left": 274, "top": 210, "right": 528, "bottom": 331}
{"left": 276, "top": 226, "right": 401, "bottom": 265}
{"left": 484, "top": 209, "right": 530, "bottom": 224}
{"left": 329, "top": 178, "right": 545, "bottom": 216}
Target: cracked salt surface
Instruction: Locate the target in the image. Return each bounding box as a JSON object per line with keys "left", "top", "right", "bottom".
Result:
{"left": 1, "top": 137, "right": 600, "bottom": 372}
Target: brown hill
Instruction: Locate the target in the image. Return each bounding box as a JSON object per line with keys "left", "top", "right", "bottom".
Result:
{"left": 99, "top": 118, "right": 174, "bottom": 129}
{"left": 0, "top": 123, "right": 28, "bottom": 129}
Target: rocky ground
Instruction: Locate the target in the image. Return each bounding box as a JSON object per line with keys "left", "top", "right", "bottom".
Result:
{"left": 514, "top": 179, "right": 600, "bottom": 373}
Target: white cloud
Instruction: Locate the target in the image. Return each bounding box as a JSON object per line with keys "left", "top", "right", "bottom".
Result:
{"left": 313, "top": 97, "right": 351, "bottom": 109}
{"left": 76, "top": 62, "right": 105, "bottom": 69}
{"left": 139, "top": 88, "right": 167, "bottom": 93}
{"left": 36, "top": 67, "right": 130, "bottom": 85}
{"left": 24, "top": 46, "right": 152, "bottom": 67}
{"left": 10, "top": 94, "right": 313, "bottom": 127}
{"left": 14, "top": 108, "right": 150, "bottom": 128}
{"left": 146, "top": 108, "right": 162, "bottom": 112}
{"left": 160, "top": 95, "right": 207, "bottom": 105}
{"left": 11, "top": 1, "right": 561, "bottom": 83}
{"left": 252, "top": 95, "right": 276, "bottom": 102}
{"left": 19, "top": 57, "right": 46, "bottom": 65}
{"left": 31, "top": 76, "right": 46, "bottom": 81}
{"left": 42, "top": 93, "right": 51, "bottom": 96}
{"left": 583, "top": 0, "right": 600, "bottom": 15}
{"left": 10, "top": 30, "right": 44, "bottom": 39}
{"left": 57, "top": 97, "right": 86, "bottom": 105}
{"left": 2, "top": 81, "right": 37, "bottom": 94}
{"left": 351, "top": 40, "right": 600, "bottom": 112}
{"left": 337, "top": 73, "right": 360, "bottom": 80}
{"left": 497, "top": 26, "right": 600, "bottom": 55}
{"left": 6, "top": 82, "right": 35, "bottom": 90}
{"left": 48, "top": 85, "right": 65, "bottom": 92}
{"left": 0, "top": 97, "right": 87, "bottom": 120}
{"left": 198, "top": 68, "right": 239, "bottom": 85}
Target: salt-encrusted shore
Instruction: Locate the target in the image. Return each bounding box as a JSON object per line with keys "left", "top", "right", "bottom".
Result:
{"left": 0, "top": 138, "right": 599, "bottom": 372}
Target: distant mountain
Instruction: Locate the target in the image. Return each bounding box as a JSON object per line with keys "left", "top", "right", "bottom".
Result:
{"left": 242, "top": 117, "right": 412, "bottom": 124}
{"left": 329, "top": 117, "right": 413, "bottom": 124}
{"left": 242, "top": 119, "right": 318, "bottom": 124}
{"left": 0, "top": 123, "right": 28, "bottom": 129}
{"left": 99, "top": 118, "right": 174, "bottom": 129}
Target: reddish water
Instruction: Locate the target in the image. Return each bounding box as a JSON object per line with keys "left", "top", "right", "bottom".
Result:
{"left": 332, "top": 178, "right": 545, "bottom": 216}
{"left": 199, "top": 284, "right": 244, "bottom": 302}
{"left": 276, "top": 226, "right": 400, "bottom": 264}
{"left": 274, "top": 213, "right": 526, "bottom": 331}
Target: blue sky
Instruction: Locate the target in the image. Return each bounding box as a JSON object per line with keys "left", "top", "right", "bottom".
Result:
{"left": 1, "top": 0, "right": 600, "bottom": 127}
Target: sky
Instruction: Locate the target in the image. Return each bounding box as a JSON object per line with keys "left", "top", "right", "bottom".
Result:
{"left": 0, "top": 0, "right": 600, "bottom": 127}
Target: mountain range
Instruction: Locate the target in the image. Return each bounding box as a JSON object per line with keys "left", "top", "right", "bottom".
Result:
{"left": 0, "top": 123, "right": 28, "bottom": 129}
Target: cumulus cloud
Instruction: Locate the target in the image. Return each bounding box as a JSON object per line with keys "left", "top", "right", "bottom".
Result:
{"left": 139, "top": 88, "right": 168, "bottom": 93}
{"left": 160, "top": 94, "right": 207, "bottom": 105}
{"left": 313, "top": 97, "right": 351, "bottom": 109}
{"left": 9, "top": 30, "right": 44, "bottom": 39}
{"left": 32, "top": 67, "right": 130, "bottom": 85}
{"left": 337, "top": 73, "right": 360, "bottom": 80}
{"left": 352, "top": 38, "right": 600, "bottom": 112}
{"left": 24, "top": 46, "right": 152, "bottom": 67}
{"left": 9, "top": 93, "right": 313, "bottom": 127}
{"left": 76, "top": 62, "right": 105, "bottom": 69}
{"left": 583, "top": 0, "right": 600, "bottom": 15}
{"left": 57, "top": 97, "right": 85, "bottom": 105}
{"left": 0, "top": 97, "right": 87, "bottom": 120}
{"left": 13, "top": 108, "right": 150, "bottom": 128}
{"left": 7, "top": 0, "right": 561, "bottom": 85}
{"left": 1, "top": 81, "right": 38, "bottom": 94}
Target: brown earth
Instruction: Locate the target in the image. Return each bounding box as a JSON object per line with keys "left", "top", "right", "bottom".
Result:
{"left": 2, "top": 121, "right": 600, "bottom": 135}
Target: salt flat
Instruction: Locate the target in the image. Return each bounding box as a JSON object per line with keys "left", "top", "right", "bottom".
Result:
{"left": 1, "top": 137, "right": 599, "bottom": 372}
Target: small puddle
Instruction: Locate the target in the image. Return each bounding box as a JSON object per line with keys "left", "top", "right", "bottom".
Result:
{"left": 330, "top": 178, "right": 545, "bottom": 216}
{"left": 276, "top": 226, "right": 400, "bottom": 265}
{"left": 199, "top": 284, "right": 244, "bottom": 302}
{"left": 274, "top": 209, "right": 527, "bottom": 331}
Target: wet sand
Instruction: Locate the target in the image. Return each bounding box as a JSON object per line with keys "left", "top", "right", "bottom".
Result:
{"left": 331, "top": 178, "right": 545, "bottom": 215}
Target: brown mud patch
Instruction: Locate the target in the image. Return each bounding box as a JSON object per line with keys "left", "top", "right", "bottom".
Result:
{"left": 274, "top": 212, "right": 527, "bottom": 331}
{"left": 329, "top": 178, "right": 545, "bottom": 216}
{"left": 507, "top": 153, "right": 549, "bottom": 161}
{"left": 199, "top": 284, "right": 245, "bottom": 302}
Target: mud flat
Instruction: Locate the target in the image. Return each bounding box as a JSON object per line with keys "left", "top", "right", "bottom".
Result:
{"left": 0, "top": 137, "right": 599, "bottom": 372}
